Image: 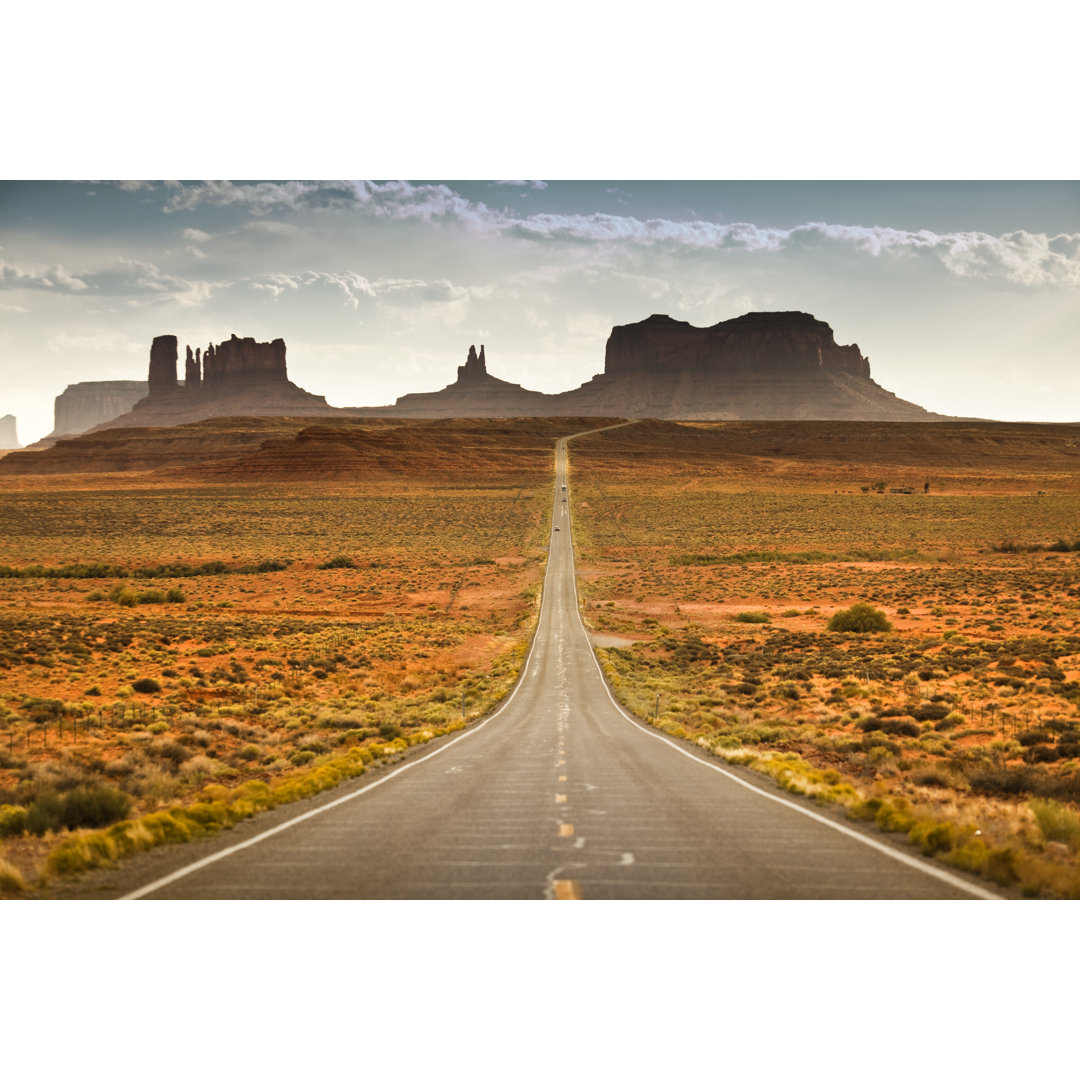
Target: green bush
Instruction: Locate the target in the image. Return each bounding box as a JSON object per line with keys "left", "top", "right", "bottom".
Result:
{"left": 734, "top": 611, "right": 771, "bottom": 624}
{"left": 59, "top": 785, "right": 131, "bottom": 830}
{"left": 132, "top": 677, "right": 161, "bottom": 694}
{"left": 827, "top": 602, "right": 892, "bottom": 633}
{"left": 317, "top": 555, "right": 357, "bottom": 569}
{"left": 1030, "top": 799, "right": 1080, "bottom": 852}
{"left": 0, "top": 804, "right": 29, "bottom": 838}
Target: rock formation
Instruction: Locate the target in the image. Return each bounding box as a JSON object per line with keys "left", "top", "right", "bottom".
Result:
{"left": 30, "top": 312, "right": 951, "bottom": 454}
{"left": 81, "top": 333, "right": 335, "bottom": 433}
{"left": 350, "top": 313, "right": 943, "bottom": 422}
{"left": 45, "top": 381, "right": 150, "bottom": 441}
{"left": 0, "top": 414, "right": 19, "bottom": 450}
{"left": 603, "top": 312, "right": 870, "bottom": 378}
{"left": 554, "top": 311, "right": 939, "bottom": 421}
{"left": 148, "top": 335, "right": 179, "bottom": 396}
{"left": 388, "top": 343, "right": 554, "bottom": 417}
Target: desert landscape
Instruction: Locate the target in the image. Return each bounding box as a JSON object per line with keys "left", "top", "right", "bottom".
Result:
{"left": 570, "top": 420, "right": 1080, "bottom": 896}
{"left": 2, "top": 413, "right": 1079, "bottom": 897}
{"left": 0, "top": 417, "right": 592, "bottom": 892}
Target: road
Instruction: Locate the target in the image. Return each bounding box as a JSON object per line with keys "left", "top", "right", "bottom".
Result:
{"left": 101, "top": 431, "right": 1000, "bottom": 900}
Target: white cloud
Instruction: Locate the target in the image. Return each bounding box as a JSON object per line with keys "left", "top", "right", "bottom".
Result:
{"left": 182, "top": 228, "right": 211, "bottom": 242}
{"left": 0, "top": 258, "right": 90, "bottom": 292}
{"left": 249, "top": 270, "right": 376, "bottom": 309}
{"left": 492, "top": 180, "right": 548, "bottom": 189}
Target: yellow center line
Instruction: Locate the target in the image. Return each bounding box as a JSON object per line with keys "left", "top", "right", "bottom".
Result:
{"left": 558, "top": 823, "right": 574, "bottom": 837}
{"left": 559, "top": 775, "right": 567, "bottom": 782}
{"left": 555, "top": 793, "right": 567, "bottom": 803}
{"left": 552, "top": 879, "right": 581, "bottom": 900}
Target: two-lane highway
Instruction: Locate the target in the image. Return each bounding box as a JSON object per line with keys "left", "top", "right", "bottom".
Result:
{"left": 110, "top": 431, "right": 1000, "bottom": 899}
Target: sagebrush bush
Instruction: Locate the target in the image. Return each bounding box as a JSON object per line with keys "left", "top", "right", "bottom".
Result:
{"left": 734, "top": 611, "right": 771, "bottom": 624}
{"left": 827, "top": 602, "right": 892, "bottom": 633}
{"left": 1030, "top": 799, "right": 1080, "bottom": 852}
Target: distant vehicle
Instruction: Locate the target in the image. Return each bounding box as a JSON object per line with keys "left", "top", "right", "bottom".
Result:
{"left": 561, "top": 485, "right": 567, "bottom": 490}
{"left": 554, "top": 526, "right": 560, "bottom": 531}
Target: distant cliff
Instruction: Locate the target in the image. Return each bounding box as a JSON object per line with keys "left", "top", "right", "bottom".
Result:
{"left": 0, "top": 414, "right": 19, "bottom": 450}
{"left": 48, "top": 381, "right": 149, "bottom": 441}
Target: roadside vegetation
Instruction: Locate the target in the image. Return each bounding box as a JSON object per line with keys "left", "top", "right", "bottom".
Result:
{"left": 0, "top": 481, "right": 550, "bottom": 894}
{"left": 570, "top": 423, "right": 1080, "bottom": 898}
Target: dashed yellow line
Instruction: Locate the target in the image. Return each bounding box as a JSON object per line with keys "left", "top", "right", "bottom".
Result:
{"left": 558, "top": 775, "right": 567, "bottom": 782}
{"left": 559, "top": 823, "right": 574, "bottom": 837}
{"left": 555, "top": 793, "right": 567, "bottom": 803}
{"left": 552, "top": 879, "right": 581, "bottom": 900}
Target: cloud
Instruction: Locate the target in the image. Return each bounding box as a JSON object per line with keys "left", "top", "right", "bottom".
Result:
{"left": 0, "top": 258, "right": 90, "bottom": 292}
{"left": 937, "top": 229, "right": 1080, "bottom": 287}
{"left": 151, "top": 181, "right": 1080, "bottom": 290}
{"left": 249, "top": 270, "right": 377, "bottom": 309}
{"left": 181, "top": 228, "right": 211, "bottom": 242}
{"left": 92, "top": 259, "right": 217, "bottom": 306}
{"left": 508, "top": 213, "right": 1080, "bottom": 287}
{"left": 164, "top": 180, "right": 371, "bottom": 215}
{"left": 374, "top": 278, "right": 470, "bottom": 306}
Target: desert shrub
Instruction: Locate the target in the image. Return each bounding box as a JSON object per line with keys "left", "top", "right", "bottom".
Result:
{"left": 910, "top": 767, "right": 951, "bottom": 788}
{"left": 317, "top": 556, "right": 357, "bottom": 569}
{"left": 934, "top": 713, "right": 963, "bottom": 731}
{"left": 871, "top": 718, "right": 920, "bottom": 737}
{"left": 734, "top": 611, "right": 771, "bottom": 624}
{"left": 1024, "top": 745, "right": 1060, "bottom": 764}
{"left": 828, "top": 603, "right": 892, "bottom": 633}
{"left": 59, "top": 785, "right": 131, "bottom": 830}
{"left": 25, "top": 791, "right": 64, "bottom": 835}
{"left": 132, "top": 678, "right": 161, "bottom": 694}
{"left": 911, "top": 703, "right": 950, "bottom": 722}
{"left": 1030, "top": 799, "right": 1080, "bottom": 852}
{"left": 0, "top": 803, "right": 29, "bottom": 837}
{"left": 165, "top": 587, "right": 186, "bottom": 603}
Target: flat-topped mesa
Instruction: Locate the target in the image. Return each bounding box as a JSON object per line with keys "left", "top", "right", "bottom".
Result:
{"left": 604, "top": 311, "right": 871, "bottom": 379}
{"left": 51, "top": 381, "right": 149, "bottom": 438}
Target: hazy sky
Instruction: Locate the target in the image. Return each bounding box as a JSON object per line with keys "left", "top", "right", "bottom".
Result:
{"left": 2, "top": 179, "right": 1078, "bottom": 443}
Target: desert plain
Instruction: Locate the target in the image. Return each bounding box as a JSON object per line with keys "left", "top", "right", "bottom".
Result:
{"left": 2, "top": 416, "right": 1080, "bottom": 898}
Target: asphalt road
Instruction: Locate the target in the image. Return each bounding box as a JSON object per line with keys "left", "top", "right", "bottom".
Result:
{"left": 90, "top": 431, "right": 1002, "bottom": 900}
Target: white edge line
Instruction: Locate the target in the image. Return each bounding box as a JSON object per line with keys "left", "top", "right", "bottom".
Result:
{"left": 560, "top": 434, "right": 1004, "bottom": 902}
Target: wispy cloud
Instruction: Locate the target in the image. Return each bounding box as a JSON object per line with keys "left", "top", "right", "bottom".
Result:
{"left": 249, "top": 270, "right": 377, "bottom": 309}
{"left": 0, "top": 258, "right": 90, "bottom": 292}
{"left": 147, "top": 181, "right": 1080, "bottom": 289}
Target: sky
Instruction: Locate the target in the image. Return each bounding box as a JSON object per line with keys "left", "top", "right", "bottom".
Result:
{"left": 5, "top": 3, "right": 1076, "bottom": 1064}
{"left": 2, "top": 178, "right": 1078, "bottom": 443}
